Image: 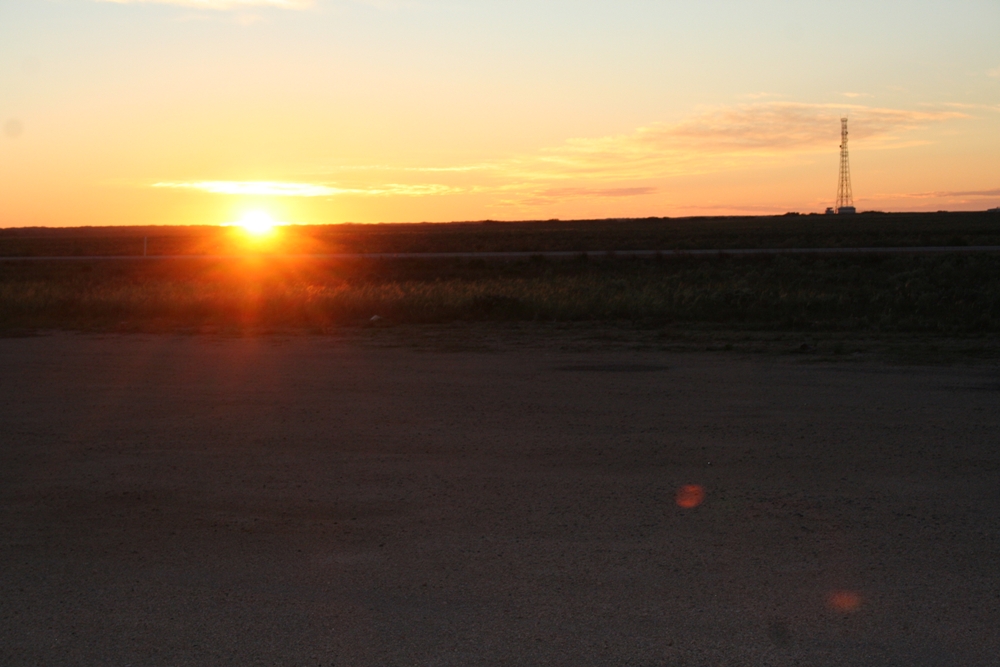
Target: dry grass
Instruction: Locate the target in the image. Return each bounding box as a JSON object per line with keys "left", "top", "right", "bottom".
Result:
{"left": 2, "top": 254, "right": 999, "bottom": 335}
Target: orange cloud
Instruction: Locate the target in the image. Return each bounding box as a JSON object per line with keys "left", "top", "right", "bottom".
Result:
{"left": 147, "top": 103, "right": 967, "bottom": 208}
{"left": 868, "top": 187, "right": 1000, "bottom": 203}
{"left": 476, "top": 102, "right": 965, "bottom": 186}
{"left": 537, "top": 186, "right": 658, "bottom": 199}
{"left": 153, "top": 180, "right": 459, "bottom": 197}
{"left": 558, "top": 103, "right": 958, "bottom": 158}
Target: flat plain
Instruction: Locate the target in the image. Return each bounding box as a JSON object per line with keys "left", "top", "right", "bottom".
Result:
{"left": 2, "top": 331, "right": 999, "bottom": 666}
{"left": 3, "top": 214, "right": 1000, "bottom": 337}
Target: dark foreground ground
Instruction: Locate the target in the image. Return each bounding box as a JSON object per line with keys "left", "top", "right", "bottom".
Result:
{"left": 2, "top": 331, "right": 999, "bottom": 666}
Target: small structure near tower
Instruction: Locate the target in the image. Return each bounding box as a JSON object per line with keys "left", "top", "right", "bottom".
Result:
{"left": 835, "top": 117, "right": 856, "bottom": 214}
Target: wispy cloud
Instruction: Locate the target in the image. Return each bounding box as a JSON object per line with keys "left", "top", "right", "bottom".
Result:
{"left": 855, "top": 186, "right": 1000, "bottom": 212}
{"left": 95, "top": 0, "right": 313, "bottom": 9}
{"left": 873, "top": 187, "right": 1000, "bottom": 201}
{"left": 154, "top": 181, "right": 336, "bottom": 196}
{"left": 280, "top": 102, "right": 969, "bottom": 186}
{"left": 503, "top": 102, "right": 964, "bottom": 182}
{"left": 539, "top": 186, "right": 658, "bottom": 199}
{"left": 319, "top": 164, "right": 495, "bottom": 174}
{"left": 151, "top": 103, "right": 967, "bottom": 207}
{"left": 937, "top": 102, "right": 1000, "bottom": 110}
{"left": 594, "top": 103, "right": 956, "bottom": 153}
{"left": 153, "top": 180, "right": 459, "bottom": 197}
{"left": 740, "top": 92, "right": 783, "bottom": 100}
{"left": 495, "top": 185, "right": 660, "bottom": 207}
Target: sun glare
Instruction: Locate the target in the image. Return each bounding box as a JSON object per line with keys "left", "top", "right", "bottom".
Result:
{"left": 238, "top": 211, "right": 277, "bottom": 236}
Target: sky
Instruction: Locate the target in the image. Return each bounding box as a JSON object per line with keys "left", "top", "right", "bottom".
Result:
{"left": 1, "top": 0, "right": 999, "bottom": 226}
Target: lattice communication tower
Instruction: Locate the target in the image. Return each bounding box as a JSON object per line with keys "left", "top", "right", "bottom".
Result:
{"left": 836, "top": 117, "right": 855, "bottom": 214}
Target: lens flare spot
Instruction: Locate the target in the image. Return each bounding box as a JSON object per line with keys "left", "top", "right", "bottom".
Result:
{"left": 828, "top": 590, "right": 862, "bottom": 613}
{"left": 676, "top": 484, "right": 705, "bottom": 509}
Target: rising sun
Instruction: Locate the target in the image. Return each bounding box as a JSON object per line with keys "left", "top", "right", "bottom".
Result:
{"left": 237, "top": 211, "right": 277, "bottom": 236}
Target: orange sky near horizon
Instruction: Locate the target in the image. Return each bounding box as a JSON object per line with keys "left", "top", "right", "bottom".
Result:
{"left": 2, "top": 1, "right": 999, "bottom": 227}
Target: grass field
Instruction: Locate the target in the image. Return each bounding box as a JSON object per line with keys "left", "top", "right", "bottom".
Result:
{"left": 2, "top": 253, "right": 998, "bottom": 336}
{"left": 2, "top": 214, "right": 999, "bottom": 338}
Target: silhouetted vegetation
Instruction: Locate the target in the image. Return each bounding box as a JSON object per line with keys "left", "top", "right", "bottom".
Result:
{"left": 2, "top": 253, "right": 998, "bottom": 334}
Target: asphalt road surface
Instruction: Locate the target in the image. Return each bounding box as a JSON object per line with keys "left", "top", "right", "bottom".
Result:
{"left": 2, "top": 333, "right": 999, "bottom": 666}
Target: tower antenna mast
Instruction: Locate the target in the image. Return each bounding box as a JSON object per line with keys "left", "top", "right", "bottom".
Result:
{"left": 836, "top": 117, "right": 856, "bottom": 214}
